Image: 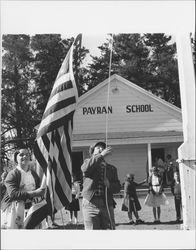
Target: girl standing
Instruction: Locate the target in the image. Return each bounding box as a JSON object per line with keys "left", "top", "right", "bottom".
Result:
{"left": 144, "top": 166, "right": 169, "bottom": 223}
{"left": 121, "top": 173, "right": 146, "bottom": 225}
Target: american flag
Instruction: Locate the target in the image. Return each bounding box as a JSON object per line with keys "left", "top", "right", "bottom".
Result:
{"left": 33, "top": 34, "right": 82, "bottom": 214}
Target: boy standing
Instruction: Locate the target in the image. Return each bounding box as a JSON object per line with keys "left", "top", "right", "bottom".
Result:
{"left": 81, "top": 141, "right": 121, "bottom": 230}
{"left": 171, "top": 171, "right": 182, "bottom": 222}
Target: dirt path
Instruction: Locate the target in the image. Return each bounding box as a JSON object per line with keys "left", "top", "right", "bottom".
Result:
{"left": 52, "top": 194, "right": 182, "bottom": 230}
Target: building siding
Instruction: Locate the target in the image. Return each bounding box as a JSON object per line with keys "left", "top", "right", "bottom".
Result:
{"left": 73, "top": 77, "right": 182, "bottom": 135}
{"left": 72, "top": 75, "right": 183, "bottom": 183}
{"left": 101, "top": 144, "right": 147, "bottom": 184}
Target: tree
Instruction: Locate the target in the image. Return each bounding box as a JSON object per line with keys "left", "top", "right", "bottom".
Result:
{"left": 82, "top": 39, "right": 117, "bottom": 90}
{"left": 30, "top": 34, "right": 88, "bottom": 119}
{"left": 85, "top": 34, "right": 151, "bottom": 90}
{"left": 1, "top": 35, "right": 37, "bottom": 157}
{"left": 85, "top": 33, "right": 180, "bottom": 107}
{"left": 1, "top": 34, "right": 89, "bottom": 167}
{"left": 113, "top": 34, "right": 151, "bottom": 89}
{"left": 143, "top": 33, "right": 180, "bottom": 107}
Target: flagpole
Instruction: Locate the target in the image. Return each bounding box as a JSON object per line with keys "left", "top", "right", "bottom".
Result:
{"left": 105, "top": 34, "right": 114, "bottom": 229}
{"left": 105, "top": 34, "right": 113, "bottom": 147}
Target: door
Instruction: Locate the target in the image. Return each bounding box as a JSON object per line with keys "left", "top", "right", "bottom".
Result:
{"left": 151, "top": 148, "right": 165, "bottom": 164}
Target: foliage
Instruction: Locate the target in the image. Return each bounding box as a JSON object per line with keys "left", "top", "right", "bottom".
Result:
{"left": 30, "top": 34, "right": 88, "bottom": 120}
{"left": 1, "top": 34, "right": 88, "bottom": 167}
{"left": 85, "top": 33, "right": 181, "bottom": 107}
{"left": 1, "top": 35, "right": 37, "bottom": 166}
{"left": 143, "top": 33, "right": 180, "bottom": 107}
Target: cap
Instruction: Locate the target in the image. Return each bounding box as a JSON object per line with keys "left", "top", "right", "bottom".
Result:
{"left": 89, "top": 141, "right": 106, "bottom": 155}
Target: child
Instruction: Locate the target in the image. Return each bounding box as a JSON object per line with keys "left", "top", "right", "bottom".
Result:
{"left": 121, "top": 173, "right": 146, "bottom": 225}
{"left": 144, "top": 166, "right": 169, "bottom": 224}
{"left": 67, "top": 178, "right": 80, "bottom": 224}
{"left": 165, "top": 154, "right": 175, "bottom": 186}
{"left": 171, "top": 171, "right": 182, "bottom": 222}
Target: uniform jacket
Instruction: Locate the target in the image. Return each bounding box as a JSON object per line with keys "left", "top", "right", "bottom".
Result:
{"left": 1, "top": 168, "right": 40, "bottom": 211}
{"left": 81, "top": 154, "right": 121, "bottom": 206}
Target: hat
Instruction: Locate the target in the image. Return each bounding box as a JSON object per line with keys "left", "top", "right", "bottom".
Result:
{"left": 89, "top": 141, "right": 106, "bottom": 155}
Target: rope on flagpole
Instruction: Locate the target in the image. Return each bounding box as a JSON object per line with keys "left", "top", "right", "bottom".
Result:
{"left": 105, "top": 34, "right": 115, "bottom": 229}
{"left": 105, "top": 34, "right": 114, "bottom": 147}
{"left": 105, "top": 167, "right": 114, "bottom": 229}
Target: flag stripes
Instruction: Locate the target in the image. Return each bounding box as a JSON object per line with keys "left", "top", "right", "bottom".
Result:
{"left": 37, "top": 111, "right": 74, "bottom": 139}
{"left": 43, "top": 80, "right": 74, "bottom": 118}
{"left": 37, "top": 42, "right": 78, "bottom": 139}
{"left": 52, "top": 164, "right": 70, "bottom": 207}
{"left": 24, "top": 200, "right": 49, "bottom": 229}
{"left": 42, "top": 94, "right": 76, "bottom": 120}
{"left": 33, "top": 138, "right": 48, "bottom": 173}
{"left": 48, "top": 82, "right": 73, "bottom": 104}
{"left": 33, "top": 34, "right": 82, "bottom": 217}
{"left": 52, "top": 75, "right": 72, "bottom": 93}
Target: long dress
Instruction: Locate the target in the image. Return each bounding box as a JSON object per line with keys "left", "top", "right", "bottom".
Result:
{"left": 121, "top": 180, "right": 141, "bottom": 212}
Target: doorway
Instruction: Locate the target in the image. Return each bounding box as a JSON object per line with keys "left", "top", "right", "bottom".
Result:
{"left": 151, "top": 148, "right": 165, "bottom": 164}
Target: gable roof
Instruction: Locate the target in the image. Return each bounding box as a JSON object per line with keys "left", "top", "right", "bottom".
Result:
{"left": 77, "top": 74, "right": 181, "bottom": 114}
{"left": 73, "top": 74, "right": 183, "bottom": 145}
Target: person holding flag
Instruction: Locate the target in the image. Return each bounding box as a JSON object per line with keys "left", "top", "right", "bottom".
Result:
{"left": 25, "top": 34, "right": 82, "bottom": 228}
{"left": 1, "top": 148, "right": 46, "bottom": 229}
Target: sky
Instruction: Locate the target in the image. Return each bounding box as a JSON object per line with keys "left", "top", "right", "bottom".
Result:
{"left": 1, "top": 1, "right": 195, "bottom": 250}
{"left": 1, "top": 1, "right": 195, "bottom": 65}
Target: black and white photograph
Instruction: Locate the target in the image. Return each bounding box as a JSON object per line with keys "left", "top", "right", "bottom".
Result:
{"left": 0, "top": 1, "right": 195, "bottom": 249}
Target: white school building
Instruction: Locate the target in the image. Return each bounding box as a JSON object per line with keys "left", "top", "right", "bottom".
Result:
{"left": 72, "top": 74, "right": 183, "bottom": 184}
